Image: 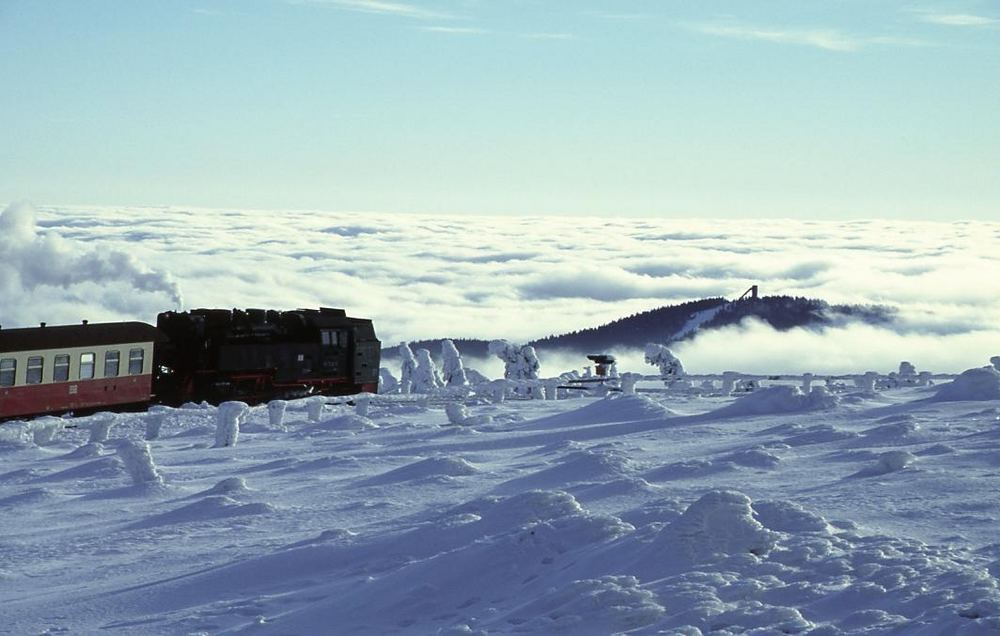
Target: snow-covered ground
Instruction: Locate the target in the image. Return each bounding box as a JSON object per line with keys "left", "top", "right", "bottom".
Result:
{"left": 3, "top": 371, "right": 1000, "bottom": 634}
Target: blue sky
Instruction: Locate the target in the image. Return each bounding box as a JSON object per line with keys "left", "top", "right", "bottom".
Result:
{"left": 1, "top": 0, "right": 998, "bottom": 219}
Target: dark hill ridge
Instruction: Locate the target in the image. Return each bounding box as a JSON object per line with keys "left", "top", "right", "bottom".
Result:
{"left": 382, "top": 295, "right": 894, "bottom": 359}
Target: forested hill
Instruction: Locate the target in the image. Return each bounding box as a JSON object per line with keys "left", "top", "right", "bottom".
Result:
{"left": 381, "top": 295, "right": 894, "bottom": 359}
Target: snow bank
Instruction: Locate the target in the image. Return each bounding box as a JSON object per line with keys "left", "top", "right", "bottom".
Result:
{"left": 932, "top": 366, "right": 1000, "bottom": 402}
{"left": 710, "top": 385, "right": 840, "bottom": 418}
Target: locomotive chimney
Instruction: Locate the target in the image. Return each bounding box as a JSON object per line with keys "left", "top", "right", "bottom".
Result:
{"left": 82, "top": 320, "right": 89, "bottom": 325}
{"left": 40, "top": 322, "right": 46, "bottom": 328}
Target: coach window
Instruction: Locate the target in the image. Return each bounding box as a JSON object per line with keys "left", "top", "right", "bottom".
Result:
{"left": 0, "top": 358, "right": 15, "bottom": 387}
{"left": 104, "top": 350, "right": 121, "bottom": 377}
{"left": 321, "top": 330, "right": 334, "bottom": 346}
{"left": 80, "top": 353, "right": 95, "bottom": 380}
{"left": 26, "top": 356, "right": 44, "bottom": 385}
{"left": 128, "top": 348, "right": 144, "bottom": 375}
{"left": 54, "top": 354, "right": 70, "bottom": 382}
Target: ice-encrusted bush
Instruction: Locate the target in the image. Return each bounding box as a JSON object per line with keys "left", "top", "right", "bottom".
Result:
{"left": 932, "top": 367, "right": 1000, "bottom": 402}
{"left": 267, "top": 400, "right": 287, "bottom": 427}
{"left": 87, "top": 414, "right": 117, "bottom": 444}
{"left": 116, "top": 439, "right": 164, "bottom": 486}
{"left": 214, "top": 401, "right": 248, "bottom": 448}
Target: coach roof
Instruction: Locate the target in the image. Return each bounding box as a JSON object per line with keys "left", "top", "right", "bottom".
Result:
{"left": 0, "top": 322, "right": 163, "bottom": 354}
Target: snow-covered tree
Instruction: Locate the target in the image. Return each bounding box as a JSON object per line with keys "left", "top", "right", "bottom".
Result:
{"left": 412, "top": 348, "right": 443, "bottom": 393}
{"left": 488, "top": 340, "right": 540, "bottom": 380}
{"left": 645, "top": 343, "right": 685, "bottom": 382}
{"left": 440, "top": 340, "right": 468, "bottom": 387}
{"left": 398, "top": 342, "right": 418, "bottom": 394}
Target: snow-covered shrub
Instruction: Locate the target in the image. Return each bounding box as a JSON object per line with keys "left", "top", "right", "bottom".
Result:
{"left": 489, "top": 379, "right": 510, "bottom": 403}
{"left": 855, "top": 371, "right": 878, "bottom": 393}
{"left": 29, "top": 418, "right": 63, "bottom": 446}
{"left": 306, "top": 396, "right": 326, "bottom": 422}
{"left": 355, "top": 394, "right": 372, "bottom": 417}
{"left": 899, "top": 361, "right": 916, "bottom": 378}
{"left": 445, "top": 402, "right": 469, "bottom": 425}
{"left": 412, "top": 349, "right": 443, "bottom": 393}
{"left": 144, "top": 411, "right": 167, "bottom": 441}
{"left": 267, "top": 400, "right": 287, "bottom": 427}
{"left": 214, "top": 401, "right": 248, "bottom": 448}
{"left": 440, "top": 340, "right": 468, "bottom": 387}
{"left": 800, "top": 373, "right": 814, "bottom": 392}
{"left": 379, "top": 368, "right": 399, "bottom": 393}
{"left": 721, "top": 371, "right": 740, "bottom": 395}
{"left": 116, "top": 439, "right": 164, "bottom": 486}
{"left": 620, "top": 372, "right": 642, "bottom": 395}
{"left": 398, "top": 343, "right": 418, "bottom": 394}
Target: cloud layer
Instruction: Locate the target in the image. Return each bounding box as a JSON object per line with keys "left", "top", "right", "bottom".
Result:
{"left": 2, "top": 204, "right": 998, "bottom": 373}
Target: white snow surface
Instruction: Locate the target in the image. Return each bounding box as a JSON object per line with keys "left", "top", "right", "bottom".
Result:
{"left": 2, "top": 385, "right": 1000, "bottom": 635}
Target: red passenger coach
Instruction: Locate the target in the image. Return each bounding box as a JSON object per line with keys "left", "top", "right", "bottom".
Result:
{"left": 0, "top": 322, "right": 162, "bottom": 420}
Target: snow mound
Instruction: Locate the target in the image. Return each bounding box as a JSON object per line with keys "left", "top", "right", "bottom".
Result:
{"left": 932, "top": 367, "right": 1000, "bottom": 402}
{"left": 196, "top": 476, "right": 252, "bottom": 497}
{"left": 851, "top": 451, "right": 917, "bottom": 478}
{"left": 300, "top": 414, "right": 377, "bottom": 433}
{"left": 710, "top": 386, "right": 839, "bottom": 418}
{"left": 361, "top": 456, "right": 479, "bottom": 485}
{"left": 644, "top": 458, "right": 733, "bottom": 481}
{"left": 125, "top": 495, "right": 275, "bottom": 530}
{"left": 649, "top": 490, "right": 780, "bottom": 564}
{"left": 529, "top": 394, "right": 674, "bottom": 428}
{"left": 723, "top": 448, "right": 782, "bottom": 468}
{"left": 495, "top": 449, "right": 636, "bottom": 493}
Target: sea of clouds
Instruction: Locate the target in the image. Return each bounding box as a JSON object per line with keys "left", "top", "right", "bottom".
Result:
{"left": 1, "top": 202, "right": 997, "bottom": 374}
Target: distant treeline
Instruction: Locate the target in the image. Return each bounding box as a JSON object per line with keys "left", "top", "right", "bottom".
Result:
{"left": 381, "top": 295, "right": 895, "bottom": 359}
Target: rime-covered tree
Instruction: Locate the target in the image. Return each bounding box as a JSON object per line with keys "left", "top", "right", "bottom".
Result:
{"left": 440, "top": 339, "right": 468, "bottom": 387}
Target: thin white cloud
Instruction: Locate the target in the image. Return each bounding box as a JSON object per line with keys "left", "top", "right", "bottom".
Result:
{"left": 418, "top": 25, "right": 488, "bottom": 34}
{"left": 521, "top": 32, "right": 575, "bottom": 41}
{"left": 289, "top": 0, "right": 451, "bottom": 20}
{"left": 690, "top": 23, "right": 930, "bottom": 52}
{"left": 916, "top": 12, "right": 997, "bottom": 26}
{"left": 693, "top": 24, "right": 861, "bottom": 52}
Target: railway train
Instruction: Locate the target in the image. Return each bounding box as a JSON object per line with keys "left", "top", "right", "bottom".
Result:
{"left": 0, "top": 307, "right": 380, "bottom": 421}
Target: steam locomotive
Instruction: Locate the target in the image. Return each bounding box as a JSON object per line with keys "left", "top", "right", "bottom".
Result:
{"left": 0, "top": 307, "right": 380, "bottom": 421}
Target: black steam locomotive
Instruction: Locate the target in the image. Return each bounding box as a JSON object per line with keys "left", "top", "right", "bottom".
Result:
{"left": 0, "top": 307, "right": 380, "bottom": 421}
